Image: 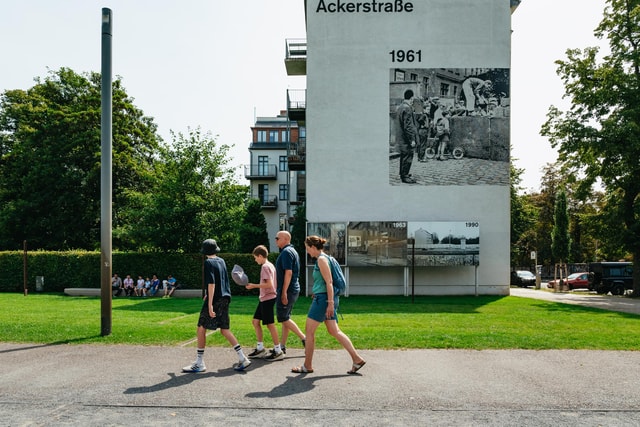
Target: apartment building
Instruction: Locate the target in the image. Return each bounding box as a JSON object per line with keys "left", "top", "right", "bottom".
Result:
{"left": 245, "top": 108, "right": 305, "bottom": 243}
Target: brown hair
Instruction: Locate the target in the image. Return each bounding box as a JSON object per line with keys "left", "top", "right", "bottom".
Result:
{"left": 252, "top": 245, "right": 268, "bottom": 258}
{"left": 304, "top": 235, "right": 327, "bottom": 250}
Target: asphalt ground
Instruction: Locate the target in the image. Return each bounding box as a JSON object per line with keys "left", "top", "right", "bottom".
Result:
{"left": 1, "top": 289, "right": 640, "bottom": 426}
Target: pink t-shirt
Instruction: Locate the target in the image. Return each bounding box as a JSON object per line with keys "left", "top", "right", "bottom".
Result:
{"left": 259, "top": 261, "right": 277, "bottom": 302}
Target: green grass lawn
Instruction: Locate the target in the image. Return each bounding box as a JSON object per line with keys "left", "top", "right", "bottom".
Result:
{"left": 1, "top": 293, "right": 639, "bottom": 350}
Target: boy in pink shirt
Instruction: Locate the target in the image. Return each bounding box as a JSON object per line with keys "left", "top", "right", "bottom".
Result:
{"left": 246, "top": 245, "right": 284, "bottom": 361}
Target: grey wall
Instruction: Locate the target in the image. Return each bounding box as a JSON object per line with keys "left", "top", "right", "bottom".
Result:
{"left": 305, "top": 0, "right": 512, "bottom": 295}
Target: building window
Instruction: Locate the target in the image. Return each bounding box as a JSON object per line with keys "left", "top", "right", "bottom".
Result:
{"left": 269, "top": 130, "right": 279, "bottom": 142}
{"left": 279, "top": 213, "right": 286, "bottom": 230}
{"left": 279, "top": 156, "right": 288, "bottom": 172}
{"left": 258, "top": 156, "right": 269, "bottom": 176}
{"left": 299, "top": 127, "right": 306, "bottom": 140}
{"left": 257, "top": 130, "right": 266, "bottom": 142}
{"left": 282, "top": 130, "right": 290, "bottom": 142}
{"left": 279, "top": 184, "right": 289, "bottom": 201}
{"left": 423, "top": 76, "right": 429, "bottom": 86}
{"left": 258, "top": 184, "right": 269, "bottom": 205}
{"left": 440, "top": 83, "right": 450, "bottom": 97}
{"left": 410, "top": 73, "right": 417, "bottom": 81}
{"left": 394, "top": 69, "right": 405, "bottom": 82}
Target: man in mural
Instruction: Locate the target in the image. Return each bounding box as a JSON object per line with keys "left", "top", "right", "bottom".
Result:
{"left": 396, "top": 89, "right": 418, "bottom": 184}
{"left": 461, "top": 77, "right": 492, "bottom": 116}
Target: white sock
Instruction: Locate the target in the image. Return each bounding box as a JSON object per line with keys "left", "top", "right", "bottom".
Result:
{"left": 196, "top": 348, "right": 204, "bottom": 365}
{"left": 274, "top": 344, "right": 282, "bottom": 353}
{"left": 233, "top": 344, "right": 246, "bottom": 361}
{"left": 256, "top": 342, "right": 264, "bottom": 351}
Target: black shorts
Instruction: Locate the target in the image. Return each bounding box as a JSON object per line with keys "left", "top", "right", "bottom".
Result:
{"left": 253, "top": 298, "right": 276, "bottom": 325}
{"left": 198, "top": 297, "right": 230, "bottom": 330}
{"left": 276, "top": 290, "right": 299, "bottom": 323}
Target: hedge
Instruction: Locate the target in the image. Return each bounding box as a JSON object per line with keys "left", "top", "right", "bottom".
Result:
{"left": 0, "top": 251, "right": 299, "bottom": 295}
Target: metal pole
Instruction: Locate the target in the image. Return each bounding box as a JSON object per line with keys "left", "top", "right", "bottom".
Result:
{"left": 408, "top": 238, "right": 415, "bottom": 303}
{"left": 100, "top": 8, "right": 113, "bottom": 336}
{"left": 23, "top": 240, "right": 28, "bottom": 296}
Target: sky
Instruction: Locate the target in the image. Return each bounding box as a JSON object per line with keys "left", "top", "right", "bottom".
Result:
{"left": 0, "top": 0, "right": 608, "bottom": 191}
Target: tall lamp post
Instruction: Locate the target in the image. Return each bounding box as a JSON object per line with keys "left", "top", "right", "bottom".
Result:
{"left": 100, "top": 8, "right": 113, "bottom": 336}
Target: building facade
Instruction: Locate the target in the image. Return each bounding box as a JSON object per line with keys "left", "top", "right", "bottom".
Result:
{"left": 270, "top": 0, "right": 521, "bottom": 296}
{"left": 245, "top": 110, "right": 305, "bottom": 244}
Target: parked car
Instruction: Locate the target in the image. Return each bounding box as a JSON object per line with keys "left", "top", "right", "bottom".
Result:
{"left": 511, "top": 270, "right": 536, "bottom": 287}
{"left": 547, "top": 272, "right": 591, "bottom": 290}
{"left": 588, "top": 262, "right": 633, "bottom": 295}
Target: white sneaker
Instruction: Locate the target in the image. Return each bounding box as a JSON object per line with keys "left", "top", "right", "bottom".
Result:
{"left": 233, "top": 358, "right": 252, "bottom": 371}
{"left": 182, "top": 362, "right": 206, "bottom": 373}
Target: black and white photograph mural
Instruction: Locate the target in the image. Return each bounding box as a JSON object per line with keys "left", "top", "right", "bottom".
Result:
{"left": 408, "top": 221, "right": 480, "bottom": 267}
{"left": 346, "top": 222, "right": 408, "bottom": 267}
{"left": 306, "top": 222, "right": 347, "bottom": 265}
{"left": 389, "top": 68, "right": 510, "bottom": 186}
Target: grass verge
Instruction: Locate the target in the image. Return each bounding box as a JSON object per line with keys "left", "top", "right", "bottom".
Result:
{"left": 1, "top": 293, "right": 638, "bottom": 350}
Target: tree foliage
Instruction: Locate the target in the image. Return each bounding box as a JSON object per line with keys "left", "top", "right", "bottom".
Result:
{"left": 238, "top": 198, "right": 270, "bottom": 253}
{"left": 117, "top": 128, "right": 248, "bottom": 253}
{"left": 0, "top": 68, "right": 159, "bottom": 250}
{"left": 541, "top": 0, "right": 640, "bottom": 295}
{"left": 551, "top": 190, "right": 571, "bottom": 263}
{"left": 0, "top": 68, "right": 248, "bottom": 253}
{"left": 510, "top": 160, "right": 538, "bottom": 267}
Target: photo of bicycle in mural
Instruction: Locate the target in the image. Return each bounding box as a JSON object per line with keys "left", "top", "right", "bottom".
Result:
{"left": 389, "top": 68, "right": 510, "bottom": 186}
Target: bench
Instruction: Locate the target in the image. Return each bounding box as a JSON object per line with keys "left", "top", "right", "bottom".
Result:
{"left": 63, "top": 288, "right": 203, "bottom": 298}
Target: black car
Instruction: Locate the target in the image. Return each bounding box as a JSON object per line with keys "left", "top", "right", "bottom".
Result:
{"left": 511, "top": 270, "right": 536, "bottom": 287}
{"left": 588, "top": 262, "right": 633, "bottom": 295}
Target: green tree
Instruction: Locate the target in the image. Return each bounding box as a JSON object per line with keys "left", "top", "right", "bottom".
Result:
{"left": 551, "top": 190, "right": 571, "bottom": 264}
{"left": 531, "top": 163, "right": 563, "bottom": 266}
{"left": 118, "top": 128, "right": 248, "bottom": 253}
{"left": 541, "top": 0, "right": 640, "bottom": 295}
{"left": 510, "top": 161, "right": 539, "bottom": 267}
{"left": 238, "top": 198, "right": 270, "bottom": 253}
{"left": 0, "top": 68, "right": 160, "bottom": 250}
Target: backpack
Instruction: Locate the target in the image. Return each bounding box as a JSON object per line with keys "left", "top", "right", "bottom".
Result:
{"left": 326, "top": 254, "right": 346, "bottom": 296}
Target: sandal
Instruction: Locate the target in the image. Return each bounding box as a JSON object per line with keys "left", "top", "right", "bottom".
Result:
{"left": 291, "top": 365, "right": 313, "bottom": 374}
{"left": 347, "top": 360, "right": 366, "bottom": 375}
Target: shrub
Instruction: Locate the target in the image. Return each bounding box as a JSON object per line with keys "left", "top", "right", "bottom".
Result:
{"left": 0, "top": 251, "right": 281, "bottom": 295}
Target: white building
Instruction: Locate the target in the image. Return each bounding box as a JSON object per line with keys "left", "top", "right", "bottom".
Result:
{"left": 261, "top": 0, "right": 522, "bottom": 295}
{"left": 245, "top": 109, "right": 305, "bottom": 247}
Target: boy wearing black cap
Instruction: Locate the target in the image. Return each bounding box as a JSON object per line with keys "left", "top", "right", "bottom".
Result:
{"left": 182, "top": 239, "right": 251, "bottom": 373}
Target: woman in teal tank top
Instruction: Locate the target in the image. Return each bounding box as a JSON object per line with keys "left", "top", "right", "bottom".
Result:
{"left": 290, "top": 235, "right": 366, "bottom": 375}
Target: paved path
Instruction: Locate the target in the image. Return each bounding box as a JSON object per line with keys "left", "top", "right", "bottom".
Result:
{"left": 2, "top": 290, "right": 640, "bottom": 426}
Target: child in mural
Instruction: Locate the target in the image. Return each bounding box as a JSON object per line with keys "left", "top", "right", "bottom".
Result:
{"left": 435, "top": 110, "right": 451, "bottom": 161}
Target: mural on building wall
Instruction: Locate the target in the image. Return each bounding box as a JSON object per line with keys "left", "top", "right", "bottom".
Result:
{"left": 389, "top": 68, "right": 510, "bottom": 186}
{"left": 306, "top": 222, "right": 347, "bottom": 265}
{"left": 307, "top": 221, "right": 480, "bottom": 267}
{"left": 346, "top": 222, "right": 408, "bottom": 267}
{"left": 408, "top": 221, "right": 480, "bottom": 267}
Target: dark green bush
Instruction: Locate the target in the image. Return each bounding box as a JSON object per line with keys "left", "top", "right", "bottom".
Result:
{"left": 0, "top": 251, "right": 287, "bottom": 295}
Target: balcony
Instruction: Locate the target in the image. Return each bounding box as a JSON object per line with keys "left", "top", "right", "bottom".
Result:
{"left": 285, "top": 38, "right": 306, "bottom": 76}
{"left": 244, "top": 164, "right": 278, "bottom": 180}
{"left": 287, "top": 139, "right": 306, "bottom": 171}
{"left": 287, "top": 89, "right": 306, "bottom": 122}
{"left": 253, "top": 195, "right": 278, "bottom": 209}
